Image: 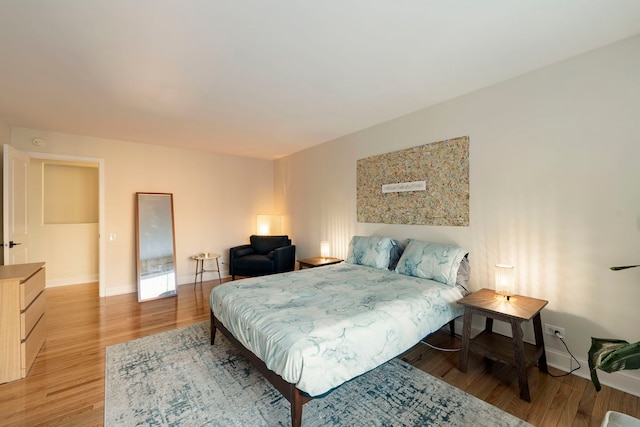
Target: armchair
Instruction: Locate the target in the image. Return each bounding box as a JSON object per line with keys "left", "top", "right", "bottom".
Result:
{"left": 229, "top": 235, "right": 296, "bottom": 280}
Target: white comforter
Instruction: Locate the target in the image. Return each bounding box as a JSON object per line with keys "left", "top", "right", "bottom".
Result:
{"left": 210, "top": 262, "right": 464, "bottom": 396}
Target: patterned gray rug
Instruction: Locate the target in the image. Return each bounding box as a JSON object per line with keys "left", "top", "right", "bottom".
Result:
{"left": 105, "top": 322, "right": 531, "bottom": 426}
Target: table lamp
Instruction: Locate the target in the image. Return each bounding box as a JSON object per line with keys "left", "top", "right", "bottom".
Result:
{"left": 495, "top": 264, "right": 515, "bottom": 300}
{"left": 320, "top": 241, "right": 330, "bottom": 259}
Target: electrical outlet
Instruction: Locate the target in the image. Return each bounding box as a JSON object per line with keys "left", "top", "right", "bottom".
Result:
{"left": 544, "top": 323, "right": 565, "bottom": 338}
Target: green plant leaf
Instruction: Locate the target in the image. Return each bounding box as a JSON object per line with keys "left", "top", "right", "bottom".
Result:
{"left": 588, "top": 337, "right": 640, "bottom": 391}
{"left": 599, "top": 341, "right": 640, "bottom": 372}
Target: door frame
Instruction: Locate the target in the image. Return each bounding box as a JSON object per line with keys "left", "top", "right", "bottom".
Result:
{"left": 26, "top": 151, "right": 106, "bottom": 297}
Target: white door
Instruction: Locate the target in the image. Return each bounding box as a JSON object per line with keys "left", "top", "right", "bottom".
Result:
{"left": 2, "top": 144, "right": 30, "bottom": 265}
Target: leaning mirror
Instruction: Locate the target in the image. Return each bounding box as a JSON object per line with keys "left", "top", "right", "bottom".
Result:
{"left": 135, "top": 192, "right": 177, "bottom": 302}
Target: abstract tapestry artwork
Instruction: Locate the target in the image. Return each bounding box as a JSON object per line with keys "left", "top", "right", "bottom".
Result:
{"left": 357, "top": 136, "right": 469, "bottom": 226}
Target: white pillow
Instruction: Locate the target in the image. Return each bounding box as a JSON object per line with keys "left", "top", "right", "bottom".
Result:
{"left": 345, "top": 236, "right": 394, "bottom": 270}
{"left": 395, "top": 240, "right": 469, "bottom": 286}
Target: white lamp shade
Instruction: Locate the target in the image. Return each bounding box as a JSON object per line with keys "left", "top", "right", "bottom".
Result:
{"left": 320, "top": 241, "right": 330, "bottom": 258}
{"left": 495, "top": 264, "right": 515, "bottom": 297}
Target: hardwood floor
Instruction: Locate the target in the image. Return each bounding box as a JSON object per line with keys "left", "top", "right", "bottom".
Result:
{"left": 403, "top": 333, "right": 639, "bottom": 426}
{"left": 0, "top": 281, "right": 638, "bottom": 426}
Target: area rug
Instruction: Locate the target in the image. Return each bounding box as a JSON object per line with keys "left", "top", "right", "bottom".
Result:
{"left": 105, "top": 322, "right": 531, "bottom": 426}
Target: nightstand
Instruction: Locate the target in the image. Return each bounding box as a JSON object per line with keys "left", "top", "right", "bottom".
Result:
{"left": 297, "top": 257, "right": 343, "bottom": 269}
{"left": 457, "top": 288, "right": 548, "bottom": 402}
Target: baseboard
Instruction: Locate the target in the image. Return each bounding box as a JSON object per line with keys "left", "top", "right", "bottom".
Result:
{"left": 177, "top": 271, "right": 229, "bottom": 286}
{"left": 46, "top": 274, "right": 99, "bottom": 287}
{"left": 104, "top": 272, "right": 231, "bottom": 297}
{"left": 545, "top": 347, "right": 640, "bottom": 398}
{"left": 45, "top": 275, "right": 135, "bottom": 297}
{"left": 105, "top": 284, "right": 136, "bottom": 296}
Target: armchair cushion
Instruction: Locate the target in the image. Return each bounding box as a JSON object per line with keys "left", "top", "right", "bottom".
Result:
{"left": 234, "top": 247, "right": 255, "bottom": 258}
{"left": 233, "top": 254, "right": 275, "bottom": 271}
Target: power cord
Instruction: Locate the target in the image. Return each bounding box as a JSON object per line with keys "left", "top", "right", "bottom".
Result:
{"left": 422, "top": 330, "right": 580, "bottom": 374}
{"left": 420, "top": 340, "right": 461, "bottom": 352}
{"left": 419, "top": 339, "right": 461, "bottom": 352}
{"left": 547, "top": 330, "right": 582, "bottom": 377}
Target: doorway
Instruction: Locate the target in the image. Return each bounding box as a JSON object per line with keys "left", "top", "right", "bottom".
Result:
{"left": 30, "top": 158, "right": 100, "bottom": 287}
{"left": 6, "top": 148, "right": 106, "bottom": 296}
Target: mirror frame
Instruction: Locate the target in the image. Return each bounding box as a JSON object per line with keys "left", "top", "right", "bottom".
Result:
{"left": 135, "top": 192, "right": 178, "bottom": 302}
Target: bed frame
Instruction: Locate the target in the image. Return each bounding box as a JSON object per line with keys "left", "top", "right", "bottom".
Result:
{"left": 211, "top": 311, "right": 311, "bottom": 427}
{"left": 211, "top": 309, "right": 457, "bottom": 427}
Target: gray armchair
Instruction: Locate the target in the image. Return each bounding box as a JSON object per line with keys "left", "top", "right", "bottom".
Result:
{"left": 229, "top": 235, "right": 296, "bottom": 280}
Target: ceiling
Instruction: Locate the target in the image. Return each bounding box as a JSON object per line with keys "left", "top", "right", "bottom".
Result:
{"left": 1, "top": 1, "right": 639, "bottom": 160}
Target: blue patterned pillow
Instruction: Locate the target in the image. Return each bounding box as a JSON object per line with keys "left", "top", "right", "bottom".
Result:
{"left": 395, "top": 240, "right": 469, "bottom": 286}
{"left": 345, "top": 236, "right": 395, "bottom": 270}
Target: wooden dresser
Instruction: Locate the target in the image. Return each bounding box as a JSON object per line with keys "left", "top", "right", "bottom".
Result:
{"left": 0, "top": 262, "right": 46, "bottom": 383}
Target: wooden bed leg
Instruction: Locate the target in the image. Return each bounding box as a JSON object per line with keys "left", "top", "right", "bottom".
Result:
{"left": 449, "top": 319, "right": 456, "bottom": 337}
{"left": 210, "top": 310, "right": 217, "bottom": 345}
{"left": 212, "top": 313, "right": 312, "bottom": 426}
{"left": 290, "top": 386, "right": 303, "bottom": 427}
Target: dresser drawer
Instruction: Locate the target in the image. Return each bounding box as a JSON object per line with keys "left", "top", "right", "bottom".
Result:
{"left": 20, "top": 267, "right": 45, "bottom": 310}
{"left": 21, "top": 313, "right": 46, "bottom": 377}
{"left": 21, "top": 289, "right": 45, "bottom": 339}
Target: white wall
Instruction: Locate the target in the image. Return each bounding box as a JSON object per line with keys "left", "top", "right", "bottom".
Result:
{"left": 275, "top": 35, "right": 640, "bottom": 394}
{"left": 11, "top": 128, "right": 275, "bottom": 295}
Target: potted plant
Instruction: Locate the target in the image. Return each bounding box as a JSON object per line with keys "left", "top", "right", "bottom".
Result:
{"left": 588, "top": 264, "right": 640, "bottom": 391}
{"left": 588, "top": 338, "right": 640, "bottom": 391}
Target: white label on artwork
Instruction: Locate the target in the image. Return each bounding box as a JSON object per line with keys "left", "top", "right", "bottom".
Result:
{"left": 382, "top": 181, "right": 427, "bottom": 193}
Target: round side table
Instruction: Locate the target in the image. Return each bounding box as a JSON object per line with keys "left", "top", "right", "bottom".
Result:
{"left": 191, "top": 253, "right": 222, "bottom": 287}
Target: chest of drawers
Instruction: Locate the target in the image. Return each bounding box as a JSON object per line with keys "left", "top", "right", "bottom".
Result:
{"left": 0, "top": 262, "right": 46, "bottom": 383}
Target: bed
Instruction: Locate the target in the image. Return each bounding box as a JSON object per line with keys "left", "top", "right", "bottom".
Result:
{"left": 210, "top": 236, "right": 469, "bottom": 426}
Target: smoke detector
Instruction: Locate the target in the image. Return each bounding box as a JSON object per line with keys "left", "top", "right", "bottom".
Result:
{"left": 32, "top": 138, "right": 46, "bottom": 147}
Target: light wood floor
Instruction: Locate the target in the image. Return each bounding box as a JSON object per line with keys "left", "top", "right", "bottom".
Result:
{"left": 0, "top": 281, "right": 638, "bottom": 426}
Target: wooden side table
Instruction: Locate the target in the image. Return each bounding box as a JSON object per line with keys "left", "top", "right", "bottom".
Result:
{"left": 191, "top": 253, "right": 222, "bottom": 287}
{"left": 298, "top": 257, "right": 343, "bottom": 269}
{"left": 458, "top": 288, "right": 548, "bottom": 402}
